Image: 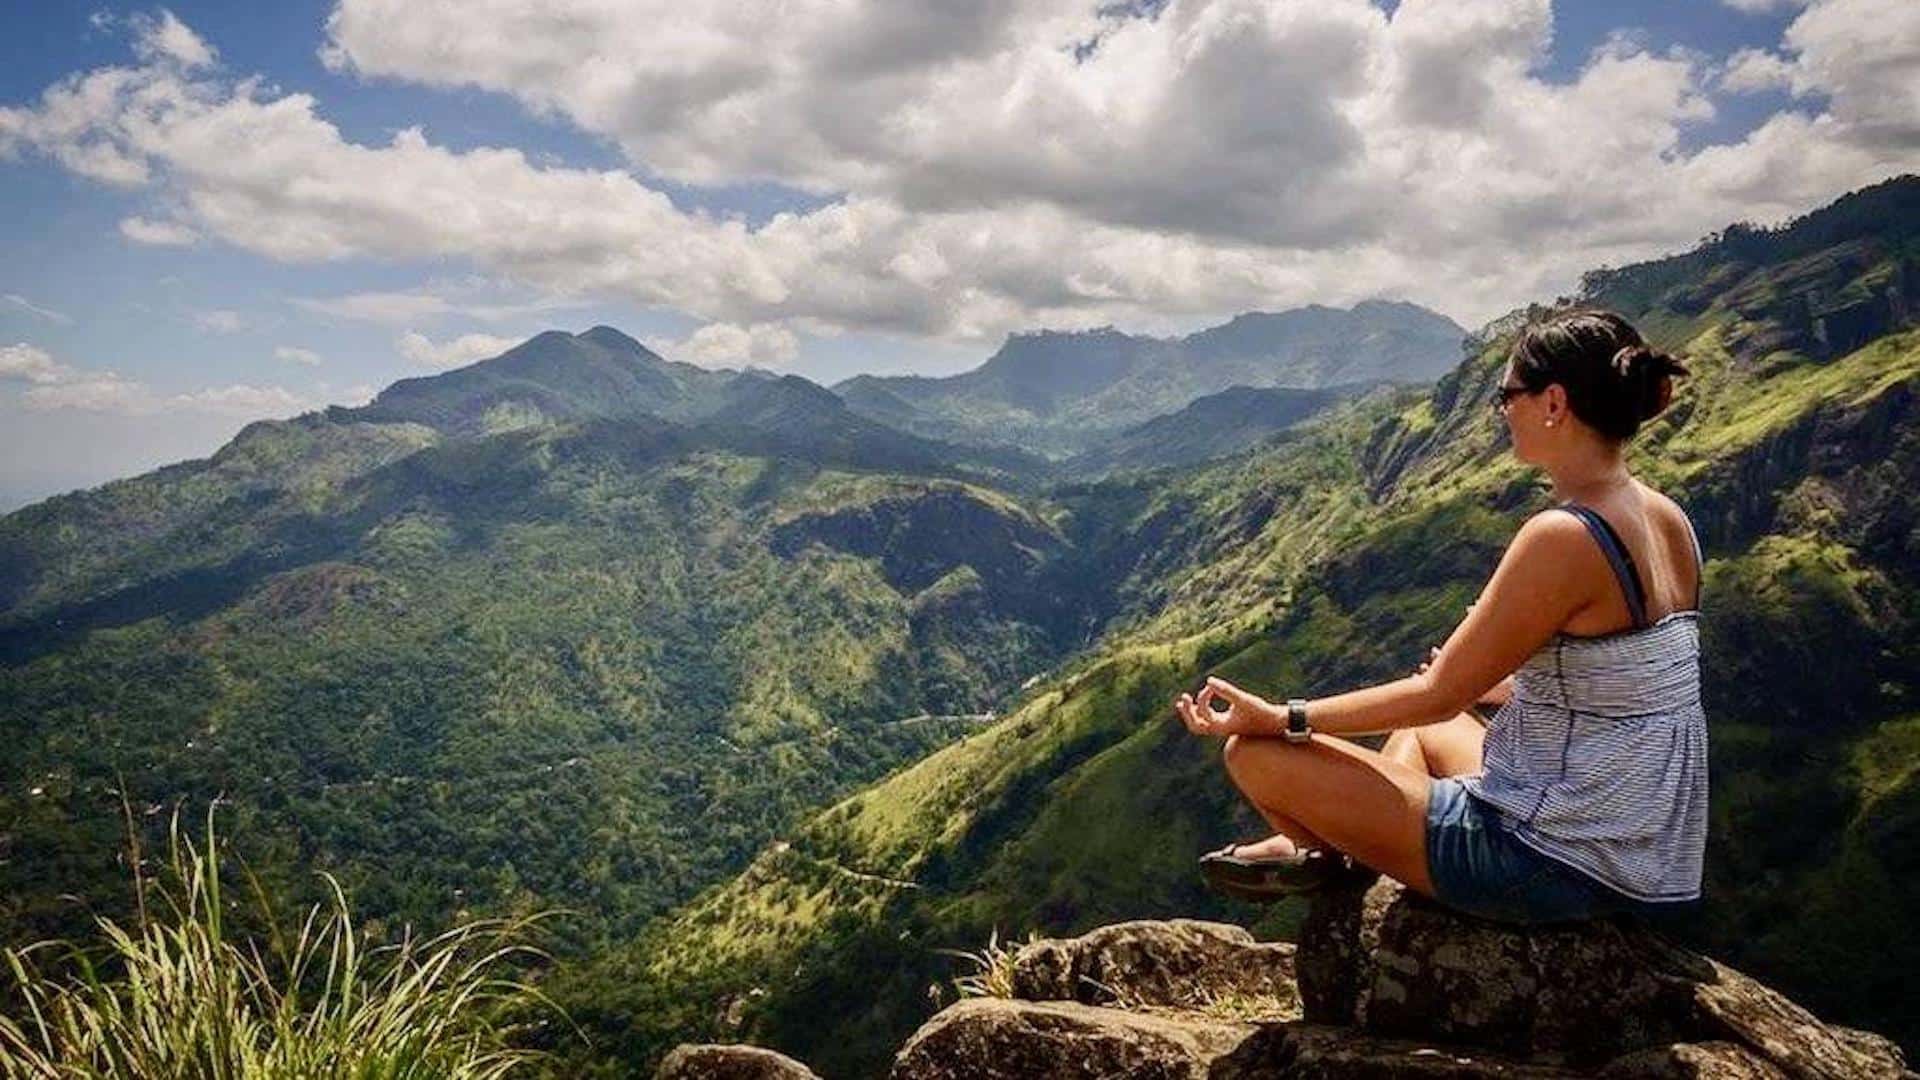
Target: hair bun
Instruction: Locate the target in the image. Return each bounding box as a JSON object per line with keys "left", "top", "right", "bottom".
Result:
{"left": 1619, "top": 346, "right": 1689, "bottom": 421}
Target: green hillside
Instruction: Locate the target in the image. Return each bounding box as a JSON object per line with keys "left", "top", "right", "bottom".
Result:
{"left": 556, "top": 176, "right": 1920, "bottom": 1077}
{"left": 0, "top": 403, "right": 1083, "bottom": 961}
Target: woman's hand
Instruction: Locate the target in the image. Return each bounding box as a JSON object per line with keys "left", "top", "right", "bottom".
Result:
{"left": 1173, "top": 676, "right": 1279, "bottom": 738}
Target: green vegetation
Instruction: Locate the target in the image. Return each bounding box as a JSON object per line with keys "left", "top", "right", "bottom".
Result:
{"left": 0, "top": 811, "right": 552, "bottom": 1079}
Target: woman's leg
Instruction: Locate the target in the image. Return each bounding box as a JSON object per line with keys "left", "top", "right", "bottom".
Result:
{"left": 1392, "top": 713, "right": 1485, "bottom": 778}
{"left": 1222, "top": 731, "right": 1438, "bottom": 896}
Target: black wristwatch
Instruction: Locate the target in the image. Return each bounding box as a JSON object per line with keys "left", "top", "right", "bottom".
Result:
{"left": 1283, "top": 698, "right": 1312, "bottom": 744}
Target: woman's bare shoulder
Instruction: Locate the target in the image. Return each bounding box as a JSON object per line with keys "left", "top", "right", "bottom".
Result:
{"left": 1634, "top": 483, "right": 1695, "bottom": 541}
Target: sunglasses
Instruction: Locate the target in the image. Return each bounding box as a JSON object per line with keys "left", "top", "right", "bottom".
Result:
{"left": 1490, "top": 381, "right": 1538, "bottom": 412}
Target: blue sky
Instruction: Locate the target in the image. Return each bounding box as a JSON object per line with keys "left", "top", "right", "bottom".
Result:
{"left": 1, "top": 0, "right": 1913, "bottom": 508}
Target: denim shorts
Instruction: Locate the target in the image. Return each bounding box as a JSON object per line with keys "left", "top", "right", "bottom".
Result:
{"left": 1424, "top": 777, "right": 1669, "bottom": 925}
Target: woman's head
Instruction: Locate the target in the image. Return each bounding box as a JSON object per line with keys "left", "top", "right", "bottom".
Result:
{"left": 1496, "top": 309, "right": 1688, "bottom": 455}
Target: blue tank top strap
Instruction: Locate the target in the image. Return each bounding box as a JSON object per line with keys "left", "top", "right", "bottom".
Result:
{"left": 1559, "top": 503, "right": 1649, "bottom": 629}
{"left": 1682, "top": 510, "right": 1705, "bottom": 610}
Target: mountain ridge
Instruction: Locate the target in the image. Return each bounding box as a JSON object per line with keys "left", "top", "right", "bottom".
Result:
{"left": 832, "top": 302, "right": 1466, "bottom": 458}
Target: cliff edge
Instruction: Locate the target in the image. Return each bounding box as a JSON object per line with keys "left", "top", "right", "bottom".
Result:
{"left": 666, "top": 880, "right": 1912, "bottom": 1078}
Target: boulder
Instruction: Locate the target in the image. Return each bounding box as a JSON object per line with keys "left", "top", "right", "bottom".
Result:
{"left": 1009, "top": 918, "right": 1300, "bottom": 1018}
{"left": 654, "top": 1042, "right": 821, "bottom": 1079}
{"left": 1211, "top": 1022, "right": 1585, "bottom": 1078}
{"left": 1600, "top": 1042, "right": 1790, "bottom": 1079}
{"left": 888, "top": 997, "right": 1252, "bottom": 1079}
{"left": 1297, "top": 878, "right": 1911, "bottom": 1077}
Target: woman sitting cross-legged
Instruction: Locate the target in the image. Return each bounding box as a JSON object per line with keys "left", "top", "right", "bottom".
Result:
{"left": 1174, "top": 309, "right": 1703, "bottom": 925}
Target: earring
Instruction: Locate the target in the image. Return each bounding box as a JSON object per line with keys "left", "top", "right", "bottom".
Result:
{"left": 1545, "top": 419, "right": 1556, "bottom": 428}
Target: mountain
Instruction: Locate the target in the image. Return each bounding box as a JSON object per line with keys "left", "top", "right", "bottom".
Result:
{"left": 1059, "top": 382, "right": 1374, "bottom": 478}
{"left": 551, "top": 176, "right": 1920, "bottom": 1077}
{"left": 350, "top": 325, "right": 745, "bottom": 436}
{"left": 833, "top": 301, "right": 1465, "bottom": 457}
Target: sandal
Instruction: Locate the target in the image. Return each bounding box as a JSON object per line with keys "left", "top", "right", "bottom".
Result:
{"left": 1198, "top": 842, "right": 1363, "bottom": 902}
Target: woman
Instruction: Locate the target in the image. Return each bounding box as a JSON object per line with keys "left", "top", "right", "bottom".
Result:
{"left": 1174, "top": 309, "right": 1703, "bottom": 925}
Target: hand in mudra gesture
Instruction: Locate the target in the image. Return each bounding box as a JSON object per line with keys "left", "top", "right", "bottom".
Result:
{"left": 1173, "top": 676, "right": 1277, "bottom": 738}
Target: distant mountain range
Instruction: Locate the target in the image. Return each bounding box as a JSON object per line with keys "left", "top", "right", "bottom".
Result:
{"left": 835, "top": 300, "right": 1465, "bottom": 456}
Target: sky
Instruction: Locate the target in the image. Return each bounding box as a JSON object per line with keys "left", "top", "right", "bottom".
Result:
{"left": 1, "top": 0, "right": 1917, "bottom": 509}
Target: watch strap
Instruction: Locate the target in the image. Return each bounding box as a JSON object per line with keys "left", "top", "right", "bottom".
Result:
{"left": 1284, "top": 697, "right": 1311, "bottom": 743}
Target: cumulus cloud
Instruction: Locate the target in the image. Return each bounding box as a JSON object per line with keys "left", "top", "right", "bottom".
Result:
{"left": 120, "top": 214, "right": 200, "bottom": 245}
{"left": 130, "top": 10, "right": 217, "bottom": 69}
{"left": 274, "top": 345, "right": 322, "bottom": 365}
{"left": 0, "top": 343, "right": 76, "bottom": 384}
{"left": 650, "top": 322, "right": 801, "bottom": 368}
{"left": 2, "top": 1, "right": 1917, "bottom": 349}
{"left": 1719, "top": 0, "right": 1807, "bottom": 12}
{"left": 2, "top": 340, "right": 307, "bottom": 415}
{"left": 397, "top": 329, "right": 518, "bottom": 369}
{"left": 2, "top": 294, "right": 72, "bottom": 324}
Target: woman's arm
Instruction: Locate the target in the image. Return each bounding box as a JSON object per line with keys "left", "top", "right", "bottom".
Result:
{"left": 1303, "top": 511, "right": 1597, "bottom": 736}
{"left": 1184, "top": 511, "right": 1599, "bottom": 740}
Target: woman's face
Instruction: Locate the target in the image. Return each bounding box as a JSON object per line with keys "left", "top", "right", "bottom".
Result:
{"left": 1496, "top": 363, "right": 1547, "bottom": 463}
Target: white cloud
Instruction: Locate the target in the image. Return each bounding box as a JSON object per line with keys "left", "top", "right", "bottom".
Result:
{"left": 170, "top": 383, "right": 306, "bottom": 415}
{"left": 650, "top": 322, "right": 801, "bottom": 368}
{"left": 397, "top": 330, "right": 519, "bottom": 369}
{"left": 23, "top": 372, "right": 155, "bottom": 413}
{"left": 2, "top": 1, "right": 1917, "bottom": 351}
{"left": 298, "top": 290, "right": 452, "bottom": 324}
{"left": 2, "top": 294, "right": 72, "bottom": 324}
{"left": 120, "top": 215, "right": 200, "bottom": 245}
{"left": 274, "top": 345, "right": 322, "bottom": 365}
{"left": 0, "top": 343, "right": 77, "bottom": 384}
{"left": 130, "top": 10, "right": 217, "bottom": 70}
{"left": 195, "top": 309, "right": 244, "bottom": 334}
{"left": 295, "top": 284, "right": 585, "bottom": 324}
{"left": 1719, "top": 0, "right": 1807, "bottom": 12}
{"left": 2, "top": 341, "right": 306, "bottom": 416}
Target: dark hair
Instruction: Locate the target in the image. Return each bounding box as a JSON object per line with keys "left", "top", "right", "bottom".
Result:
{"left": 1508, "top": 309, "right": 1689, "bottom": 441}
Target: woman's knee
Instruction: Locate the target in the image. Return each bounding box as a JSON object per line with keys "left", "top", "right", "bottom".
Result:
{"left": 1221, "top": 732, "right": 1276, "bottom": 779}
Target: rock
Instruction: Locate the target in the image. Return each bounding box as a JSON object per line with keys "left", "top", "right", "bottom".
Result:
{"left": 1686, "top": 960, "right": 1911, "bottom": 1079}
{"left": 654, "top": 1042, "right": 822, "bottom": 1079}
{"left": 1211, "top": 1022, "right": 1584, "bottom": 1078}
{"left": 1297, "top": 879, "right": 1912, "bottom": 1077}
{"left": 1601, "top": 1042, "right": 1789, "bottom": 1079}
{"left": 888, "top": 997, "right": 1252, "bottom": 1079}
{"left": 1298, "top": 875, "right": 1401, "bottom": 1026}
{"left": 1009, "top": 918, "right": 1300, "bottom": 1018}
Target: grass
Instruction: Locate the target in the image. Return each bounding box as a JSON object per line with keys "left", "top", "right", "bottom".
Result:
{"left": 0, "top": 809, "right": 561, "bottom": 1079}
{"left": 932, "top": 928, "right": 1036, "bottom": 1002}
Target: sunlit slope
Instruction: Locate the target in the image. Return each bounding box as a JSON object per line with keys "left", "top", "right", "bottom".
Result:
{"left": 579, "top": 178, "right": 1920, "bottom": 1077}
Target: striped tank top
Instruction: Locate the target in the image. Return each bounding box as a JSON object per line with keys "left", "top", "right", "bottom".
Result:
{"left": 1460, "top": 502, "right": 1708, "bottom": 903}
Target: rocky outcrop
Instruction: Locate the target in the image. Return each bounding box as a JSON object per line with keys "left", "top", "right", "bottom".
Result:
{"left": 1008, "top": 918, "right": 1300, "bottom": 1015}
{"left": 883, "top": 895, "right": 1911, "bottom": 1079}
{"left": 891, "top": 998, "right": 1252, "bottom": 1079}
{"left": 654, "top": 1042, "right": 822, "bottom": 1079}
